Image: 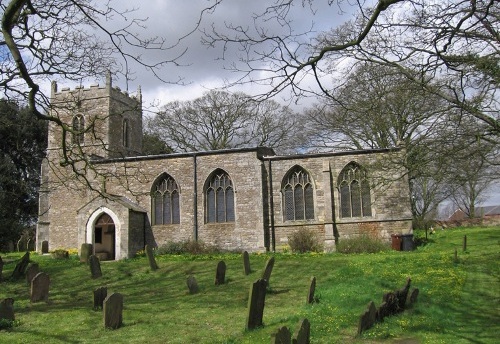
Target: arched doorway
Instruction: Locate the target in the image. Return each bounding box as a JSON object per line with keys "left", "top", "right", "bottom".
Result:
{"left": 94, "top": 213, "right": 115, "bottom": 260}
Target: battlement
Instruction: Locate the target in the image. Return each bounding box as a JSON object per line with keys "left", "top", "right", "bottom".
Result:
{"left": 50, "top": 72, "right": 142, "bottom": 104}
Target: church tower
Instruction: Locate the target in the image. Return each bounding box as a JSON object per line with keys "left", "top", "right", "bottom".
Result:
{"left": 37, "top": 73, "right": 143, "bottom": 252}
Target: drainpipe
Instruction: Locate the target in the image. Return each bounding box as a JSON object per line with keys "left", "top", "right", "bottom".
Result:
{"left": 193, "top": 154, "right": 198, "bottom": 241}
{"left": 268, "top": 159, "right": 276, "bottom": 252}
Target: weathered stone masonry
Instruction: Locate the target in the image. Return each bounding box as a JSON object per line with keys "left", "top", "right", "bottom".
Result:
{"left": 36, "top": 77, "right": 413, "bottom": 259}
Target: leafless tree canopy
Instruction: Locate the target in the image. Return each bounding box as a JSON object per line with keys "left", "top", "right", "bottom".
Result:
{"left": 204, "top": 0, "right": 499, "bottom": 138}
{"left": 147, "top": 90, "right": 303, "bottom": 153}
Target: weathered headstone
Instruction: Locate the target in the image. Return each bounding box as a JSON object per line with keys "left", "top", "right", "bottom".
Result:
{"left": 187, "top": 275, "right": 199, "bottom": 294}
{"left": 145, "top": 244, "right": 158, "bottom": 270}
{"left": 103, "top": 293, "right": 123, "bottom": 329}
{"left": 93, "top": 286, "right": 108, "bottom": 311}
{"left": 271, "top": 326, "right": 291, "bottom": 344}
{"left": 243, "top": 251, "right": 251, "bottom": 275}
{"left": 407, "top": 288, "right": 419, "bottom": 307}
{"left": 292, "top": 318, "right": 311, "bottom": 344}
{"left": 246, "top": 278, "right": 267, "bottom": 330}
{"left": 0, "top": 298, "right": 15, "bottom": 321}
{"left": 41, "top": 240, "right": 49, "bottom": 254}
{"left": 30, "top": 272, "right": 50, "bottom": 303}
{"left": 395, "top": 277, "right": 411, "bottom": 311}
{"left": 89, "top": 255, "right": 102, "bottom": 279}
{"left": 261, "top": 256, "right": 275, "bottom": 286}
{"left": 215, "top": 260, "right": 226, "bottom": 285}
{"left": 26, "top": 262, "right": 40, "bottom": 286}
{"left": 358, "top": 301, "right": 377, "bottom": 335}
{"left": 306, "top": 276, "right": 316, "bottom": 304}
{"left": 0, "top": 256, "right": 3, "bottom": 281}
{"left": 11, "top": 251, "right": 30, "bottom": 279}
{"left": 80, "top": 243, "right": 93, "bottom": 263}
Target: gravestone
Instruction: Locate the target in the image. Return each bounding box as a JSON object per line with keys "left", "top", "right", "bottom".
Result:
{"left": 80, "top": 243, "right": 93, "bottom": 263}
{"left": 187, "top": 275, "right": 199, "bottom": 294}
{"left": 103, "top": 293, "right": 123, "bottom": 329}
{"left": 292, "top": 318, "right": 311, "bottom": 344}
{"left": 407, "top": 288, "right": 419, "bottom": 307}
{"left": 271, "top": 326, "right": 291, "bottom": 344}
{"left": 0, "top": 298, "right": 15, "bottom": 321}
{"left": 0, "top": 256, "right": 3, "bottom": 281}
{"left": 246, "top": 278, "right": 267, "bottom": 330}
{"left": 11, "top": 251, "right": 30, "bottom": 279}
{"left": 93, "top": 286, "right": 108, "bottom": 310}
{"left": 357, "top": 301, "right": 377, "bottom": 335}
{"left": 306, "top": 276, "right": 316, "bottom": 304}
{"left": 31, "top": 272, "right": 50, "bottom": 303}
{"left": 26, "top": 262, "right": 40, "bottom": 286}
{"left": 145, "top": 244, "right": 159, "bottom": 270}
{"left": 261, "top": 256, "right": 275, "bottom": 286}
{"left": 41, "top": 240, "right": 49, "bottom": 254}
{"left": 243, "top": 251, "right": 251, "bottom": 275}
{"left": 395, "top": 277, "right": 411, "bottom": 311}
{"left": 215, "top": 260, "right": 226, "bottom": 285}
{"left": 89, "top": 255, "right": 102, "bottom": 279}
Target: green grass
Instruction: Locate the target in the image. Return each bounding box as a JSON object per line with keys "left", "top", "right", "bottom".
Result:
{"left": 1, "top": 226, "right": 499, "bottom": 343}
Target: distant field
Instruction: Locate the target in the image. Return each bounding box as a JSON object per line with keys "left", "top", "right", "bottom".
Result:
{"left": 1, "top": 226, "right": 499, "bottom": 343}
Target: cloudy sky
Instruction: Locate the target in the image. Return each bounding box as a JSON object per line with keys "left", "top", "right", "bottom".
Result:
{"left": 87, "top": 0, "right": 357, "bottom": 111}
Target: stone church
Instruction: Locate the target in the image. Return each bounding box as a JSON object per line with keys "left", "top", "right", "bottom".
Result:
{"left": 36, "top": 75, "right": 413, "bottom": 260}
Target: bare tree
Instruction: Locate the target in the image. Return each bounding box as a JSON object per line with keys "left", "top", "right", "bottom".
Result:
{"left": 204, "top": 0, "right": 499, "bottom": 139}
{"left": 147, "top": 90, "right": 303, "bottom": 153}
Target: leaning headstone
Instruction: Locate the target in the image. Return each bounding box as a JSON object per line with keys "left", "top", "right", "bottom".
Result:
{"left": 357, "top": 301, "right": 377, "bottom": 335}
{"left": 187, "top": 275, "right": 199, "bottom": 294}
{"left": 103, "top": 293, "right": 123, "bottom": 329}
{"left": 406, "top": 288, "right": 419, "bottom": 307}
{"left": 215, "top": 260, "right": 226, "bottom": 285}
{"left": 271, "top": 326, "right": 291, "bottom": 344}
{"left": 395, "top": 277, "right": 411, "bottom": 311}
{"left": 11, "top": 251, "right": 30, "bottom": 279}
{"left": 292, "top": 318, "right": 311, "bottom": 344}
{"left": 306, "top": 276, "right": 316, "bottom": 304}
{"left": 246, "top": 278, "right": 267, "bottom": 330}
{"left": 261, "top": 256, "right": 275, "bottom": 286}
{"left": 93, "top": 286, "right": 108, "bottom": 311}
{"left": 0, "top": 298, "right": 15, "bottom": 321}
{"left": 0, "top": 256, "right": 3, "bottom": 281}
{"left": 26, "top": 262, "right": 40, "bottom": 286}
{"left": 89, "top": 255, "right": 102, "bottom": 279}
{"left": 145, "top": 244, "right": 158, "bottom": 270}
{"left": 243, "top": 251, "right": 251, "bottom": 275}
{"left": 30, "top": 272, "right": 50, "bottom": 303}
{"left": 41, "top": 240, "right": 49, "bottom": 254}
{"left": 80, "top": 243, "right": 93, "bottom": 263}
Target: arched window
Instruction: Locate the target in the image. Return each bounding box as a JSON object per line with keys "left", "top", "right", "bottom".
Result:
{"left": 282, "top": 166, "right": 315, "bottom": 221}
{"left": 151, "top": 174, "right": 180, "bottom": 225}
{"left": 338, "top": 162, "right": 372, "bottom": 218}
{"left": 123, "top": 119, "right": 129, "bottom": 148}
{"left": 205, "top": 169, "right": 234, "bottom": 223}
{"left": 72, "top": 114, "right": 85, "bottom": 144}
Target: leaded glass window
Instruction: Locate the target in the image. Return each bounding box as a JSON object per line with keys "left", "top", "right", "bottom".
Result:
{"left": 151, "top": 174, "right": 180, "bottom": 225}
{"left": 282, "top": 166, "right": 315, "bottom": 221}
{"left": 72, "top": 114, "right": 85, "bottom": 144}
{"left": 205, "top": 169, "right": 235, "bottom": 223}
{"left": 338, "top": 163, "right": 372, "bottom": 218}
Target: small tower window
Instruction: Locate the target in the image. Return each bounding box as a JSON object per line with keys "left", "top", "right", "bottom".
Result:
{"left": 72, "top": 114, "right": 85, "bottom": 144}
{"left": 123, "top": 119, "right": 129, "bottom": 148}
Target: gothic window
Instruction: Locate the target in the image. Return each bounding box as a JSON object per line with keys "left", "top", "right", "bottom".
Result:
{"left": 282, "top": 166, "right": 315, "bottom": 221}
{"left": 205, "top": 169, "right": 234, "bottom": 223}
{"left": 338, "top": 162, "right": 372, "bottom": 218}
{"left": 123, "top": 119, "right": 129, "bottom": 148}
{"left": 72, "top": 114, "right": 85, "bottom": 144}
{"left": 151, "top": 174, "right": 180, "bottom": 225}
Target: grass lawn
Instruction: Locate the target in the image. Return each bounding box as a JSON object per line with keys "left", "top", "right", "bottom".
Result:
{"left": 1, "top": 226, "right": 499, "bottom": 343}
